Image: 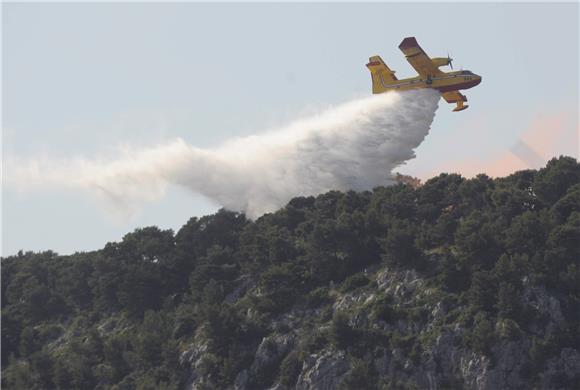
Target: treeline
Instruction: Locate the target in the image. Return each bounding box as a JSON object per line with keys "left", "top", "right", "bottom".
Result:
{"left": 1, "top": 156, "right": 579, "bottom": 389}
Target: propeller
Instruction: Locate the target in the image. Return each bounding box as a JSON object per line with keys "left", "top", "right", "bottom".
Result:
{"left": 447, "top": 53, "right": 454, "bottom": 69}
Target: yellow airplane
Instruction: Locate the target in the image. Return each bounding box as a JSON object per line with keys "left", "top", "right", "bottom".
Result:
{"left": 367, "top": 37, "right": 481, "bottom": 112}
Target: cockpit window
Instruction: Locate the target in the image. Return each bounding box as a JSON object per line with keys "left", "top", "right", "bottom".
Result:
{"left": 461, "top": 71, "right": 473, "bottom": 75}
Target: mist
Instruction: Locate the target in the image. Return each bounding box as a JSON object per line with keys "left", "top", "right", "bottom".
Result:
{"left": 6, "top": 89, "right": 440, "bottom": 219}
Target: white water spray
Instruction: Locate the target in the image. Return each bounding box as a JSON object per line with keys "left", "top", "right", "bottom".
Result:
{"left": 5, "top": 89, "right": 440, "bottom": 219}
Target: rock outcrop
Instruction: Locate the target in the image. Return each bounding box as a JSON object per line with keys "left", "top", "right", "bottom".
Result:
{"left": 180, "top": 264, "right": 579, "bottom": 390}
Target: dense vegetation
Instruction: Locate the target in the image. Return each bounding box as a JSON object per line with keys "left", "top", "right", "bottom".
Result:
{"left": 2, "top": 156, "right": 579, "bottom": 389}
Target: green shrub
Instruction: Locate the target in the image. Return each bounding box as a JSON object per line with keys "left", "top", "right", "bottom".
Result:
{"left": 340, "top": 358, "right": 377, "bottom": 390}
{"left": 370, "top": 295, "right": 395, "bottom": 323}
{"left": 495, "top": 318, "right": 521, "bottom": 340}
{"left": 468, "top": 311, "right": 494, "bottom": 355}
{"left": 279, "top": 351, "right": 302, "bottom": 387}
{"left": 340, "top": 274, "right": 371, "bottom": 293}
{"left": 305, "top": 287, "right": 333, "bottom": 308}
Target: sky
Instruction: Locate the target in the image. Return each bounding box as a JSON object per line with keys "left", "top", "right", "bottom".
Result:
{"left": 2, "top": 2, "right": 579, "bottom": 256}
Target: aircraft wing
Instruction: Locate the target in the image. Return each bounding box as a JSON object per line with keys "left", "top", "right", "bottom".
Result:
{"left": 441, "top": 91, "right": 467, "bottom": 103}
{"left": 398, "top": 37, "right": 443, "bottom": 77}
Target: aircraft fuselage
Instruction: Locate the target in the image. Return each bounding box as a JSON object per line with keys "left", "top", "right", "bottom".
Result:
{"left": 378, "top": 70, "right": 482, "bottom": 94}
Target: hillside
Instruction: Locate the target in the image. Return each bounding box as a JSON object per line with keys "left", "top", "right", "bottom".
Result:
{"left": 2, "top": 156, "right": 580, "bottom": 390}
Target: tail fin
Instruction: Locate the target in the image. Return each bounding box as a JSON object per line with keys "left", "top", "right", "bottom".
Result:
{"left": 366, "top": 55, "right": 398, "bottom": 94}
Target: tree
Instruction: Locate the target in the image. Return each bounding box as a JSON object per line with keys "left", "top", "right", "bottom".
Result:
{"left": 491, "top": 185, "right": 535, "bottom": 220}
{"left": 416, "top": 212, "right": 460, "bottom": 249}
{"left": 119, "top": 226, "right": 175, "bottom": 264}
{"left": 417, "top": 173, "right": 463, "bottom": 222}
{"left": 438, "top": 254, "right": 470, "bottom": 293}
{"left": 458, "top": 174, "right": 494, "bottom": 211}
{"left": 551, "top": 183, "right": 580, "bottom": 222}
{"left": 279, "top": 351, "right": 302, "bottom": 387}
{"left": 381, "top": 219, "right": 423, "bottom": 269}
{"left": 469, "top": 271, "right": 496, "bottom": 313}
{"left": 134, "top": 311, "right": 172, "bottom": 369}
{"left": 29, "top": 350, "right": 55, "bottom": 389}
{"left": 504, "top": 211, "right": 549, "bottom": 256}
{"left": 340, "top": 358, "right": 377, "bottom": 390}
{"left": 496, "top": 282, "right": 521, "bottom": 320}
{"left": 55, "top": 258, "right": 94, "bottom": 310}
{"left": 330, "top": 312, "right": 356, "bottom": 350}
{"left": 255, "top": 264, "right": 299, "bottom": 314}
{"left": 493, "top": 253, "right": 528, "bottom": 287}
{"left": 189, "top": 246, "right": 238, "bottom": 301}
{"left": 89, "top": 254, "right": 123, "bottom": 313}
{"left": 543, "top": 212, "right": 580, "bottom": 286}
{"left": 18, "top": 326, "right": 39, "bottom": 357}
{"left": 24, "top": 282, "right": 68, "bottom": 323}
{"left": 369, "top": 185, "right": 417, "bottom": 221}
{"left": 175, "top": 210, "right": 247, "bottom": 259}
{"left": 455, "top": 211, "right": 502, "bottom": 270}
{"left": 469, "top": 311, "right": 494, "bottom": 355}
{"left": 533, "top": 156, "right": 580, "bottom": 207}
{"left": 103, "top": 334, "right": 131, "bottom": 384}
{"left": 117, "top": 263, "right": 163, "bottom": 318}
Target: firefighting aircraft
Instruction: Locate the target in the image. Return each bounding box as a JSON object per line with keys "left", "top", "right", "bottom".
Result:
{"left": 367, "top": 37, "right": 481, "bottom": 112}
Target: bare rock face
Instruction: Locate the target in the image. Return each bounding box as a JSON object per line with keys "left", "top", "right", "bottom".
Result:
{"left": 230, "top": 333, "right": 297, "bottom": 390}
{"left": 234, "top": 369, "right": 249, "bottom": 390}
{"left": 523, "top": 284, "right": 565, "bottom": 333}
{"left": 249, "top": 334, "right": 295, "bottom": 378}
{"left": 460, "top": 352, "right": 491, "bottom": 389}
{"left": 225, "top": 275, "right": 255, "bottom": 305}
{"left": 295, "top": 350, "right": 349, "bottom": 390}
{"left": 180, "top": 342, "right": 209, "bottom": 390}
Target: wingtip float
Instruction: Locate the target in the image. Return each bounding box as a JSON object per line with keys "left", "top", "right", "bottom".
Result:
{"left": 367, "top": 37, "right": 482, "bottom": 112}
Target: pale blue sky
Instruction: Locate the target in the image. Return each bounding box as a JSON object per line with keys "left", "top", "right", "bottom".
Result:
{"left": 2, "top": 2, "right": 578, "bottom": 256}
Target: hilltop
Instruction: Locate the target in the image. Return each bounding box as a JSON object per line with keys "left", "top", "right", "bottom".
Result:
{"left": 2, "top": 156, "right": 579, "bottom": 389}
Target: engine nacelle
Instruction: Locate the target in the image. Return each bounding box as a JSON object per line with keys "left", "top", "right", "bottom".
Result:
{"left": 431, "top": 57, "right": 452, "bottom": 68}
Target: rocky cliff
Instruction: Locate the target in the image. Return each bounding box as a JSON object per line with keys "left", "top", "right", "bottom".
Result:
{"left": 179, "top": 262, "right": 579, "bottom": 390}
